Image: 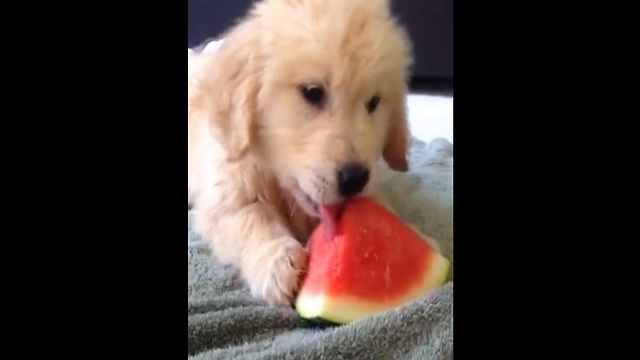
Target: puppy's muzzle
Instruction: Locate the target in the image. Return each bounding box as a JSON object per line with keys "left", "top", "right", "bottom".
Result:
{"left": 337, "top": 162, "right": 370, "bottom": 198}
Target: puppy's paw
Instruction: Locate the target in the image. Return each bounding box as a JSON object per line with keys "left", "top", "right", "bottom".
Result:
{"left": 244, "top": 236, "right": 307, "bottom": 306}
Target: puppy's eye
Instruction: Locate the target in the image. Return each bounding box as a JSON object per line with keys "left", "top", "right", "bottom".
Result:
{"left": 366, "top": 95, "right": 380, "bottom": 114}
{"left": 300, "top": 85, "right": 326, "bottom": 107}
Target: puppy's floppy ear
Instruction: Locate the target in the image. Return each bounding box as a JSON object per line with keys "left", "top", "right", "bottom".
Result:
{"left": 383, "top": 98, "right": 410, "bottom": 172}
{"left": 204, "top": 32, "right": 262, "bottom": 162}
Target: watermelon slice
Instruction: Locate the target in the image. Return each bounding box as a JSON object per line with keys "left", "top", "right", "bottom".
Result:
{"left": 295, "top": 196, "right": 451, "bottom": 324}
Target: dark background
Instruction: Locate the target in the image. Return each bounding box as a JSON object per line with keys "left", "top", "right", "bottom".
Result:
{"left": 187, "top": 0, "right": 453, "bottom": 86}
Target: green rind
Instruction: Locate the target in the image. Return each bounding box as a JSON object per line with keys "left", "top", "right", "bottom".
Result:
{"left": 429, "top": 255, "right": 452, "bottom": 288}
{"left": 294, "top": 294, "right": 330, "bottom": 322}
{"left": 295, "top": 299, "right": 350, "bottom": 325}
{"left": 301, "top": 316, "right": 342, "bottom": 326}
{"left": 305, "top": 317, "right": 344, "bottom": 325}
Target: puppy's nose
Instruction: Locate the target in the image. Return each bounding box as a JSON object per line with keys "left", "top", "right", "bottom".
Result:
{"left": 337, "top": 163, "right": 370, "bottom": 198}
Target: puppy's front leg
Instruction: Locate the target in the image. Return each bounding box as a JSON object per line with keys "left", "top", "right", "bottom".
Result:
{"left": 195, "top": 202, "right": 306, "bottom": 306}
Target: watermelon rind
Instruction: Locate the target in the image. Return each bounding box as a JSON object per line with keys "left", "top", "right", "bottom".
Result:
{"left": 295, "top": 254, "right": 451, "bottom": 324}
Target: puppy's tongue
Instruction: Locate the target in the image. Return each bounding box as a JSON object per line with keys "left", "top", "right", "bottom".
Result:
{"left": 319, "top": 204, "right": 344, "bottom": 241}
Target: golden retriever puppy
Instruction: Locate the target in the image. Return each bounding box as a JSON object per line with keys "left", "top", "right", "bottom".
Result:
{"left": 189, "top": 0, "right": 425, "bottom": 306}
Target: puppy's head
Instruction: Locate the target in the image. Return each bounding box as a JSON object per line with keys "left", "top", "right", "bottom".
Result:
{"left": 202, "top": 0, "right": 413, "bottom": 217}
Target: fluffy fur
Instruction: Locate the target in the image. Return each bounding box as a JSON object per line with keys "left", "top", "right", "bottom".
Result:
{"left": 188, "top": 0, "right": 436, "bottom": 306}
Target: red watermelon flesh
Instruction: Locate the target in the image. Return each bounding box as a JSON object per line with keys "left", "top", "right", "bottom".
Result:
{"left": 295, "top": 196, "right": 451, "bottom": 324}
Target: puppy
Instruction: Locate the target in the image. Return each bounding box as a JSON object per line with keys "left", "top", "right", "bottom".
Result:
{"left": 188, "top": 0, "right": 431, "bottom": 306}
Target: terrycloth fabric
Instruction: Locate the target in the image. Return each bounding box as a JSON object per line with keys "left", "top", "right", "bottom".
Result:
{"left": 188, "top": 137, "right": 454, "bottom": 360}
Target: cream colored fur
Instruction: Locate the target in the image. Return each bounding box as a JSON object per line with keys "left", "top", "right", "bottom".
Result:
{"left": 188, "top": 0, "right": 435, "bottom": 306}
